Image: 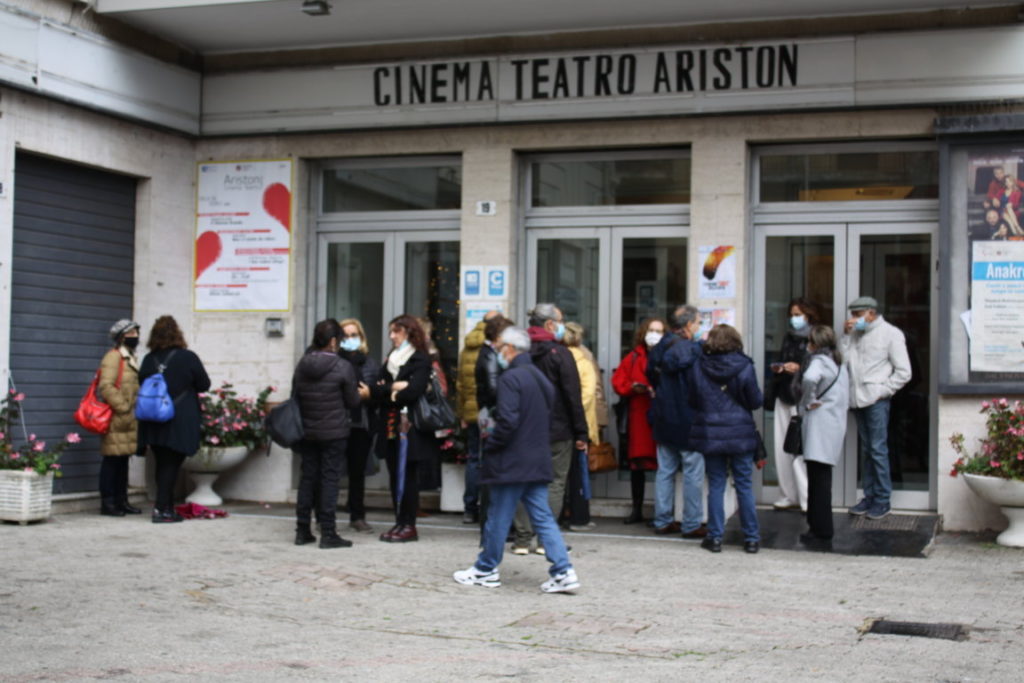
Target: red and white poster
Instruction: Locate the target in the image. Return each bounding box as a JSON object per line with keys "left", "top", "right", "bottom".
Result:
{"left": 194, "top": 159, "right": 292, "bottom": 311}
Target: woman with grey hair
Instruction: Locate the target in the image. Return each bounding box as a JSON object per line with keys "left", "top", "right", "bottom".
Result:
{"left": 97, "top": 319, "right": 142, "bottom": 516}
{"left": 798, "top": 325, "right": 849, "bottom": 546}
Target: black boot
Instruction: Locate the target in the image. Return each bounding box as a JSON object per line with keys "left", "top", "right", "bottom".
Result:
{"left": 295, "top": 523, "right": 317, "bottom": 546}
{"left": 101, "top": 497, "right": 126, "bottom": 517}
{"left": 319, "top": 529, "right": 353, "bottom": 549}
{"left": 623, "top": 470, "right": 645, "bottom": 524}
{"left": 120, "top": 499, "right": 142, "bottom": 515}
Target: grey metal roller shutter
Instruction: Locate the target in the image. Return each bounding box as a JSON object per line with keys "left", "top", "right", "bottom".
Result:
{"left": 10, "top": 153, "right": 136, "bottom": 494}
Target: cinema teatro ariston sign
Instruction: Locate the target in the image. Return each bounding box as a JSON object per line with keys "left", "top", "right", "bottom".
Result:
{"left": 202, "top": 37, "right": 857, "bottom": 133}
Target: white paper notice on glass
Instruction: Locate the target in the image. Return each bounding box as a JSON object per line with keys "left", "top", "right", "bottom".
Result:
{"left": 698, "top": 307, "right": 736, "bottom": 338}
{"left": 969, "top": 241, "right": 1024, "bottom": 372}
{"left": 194, "top": 160, "right": 293, "bottom": 312}
{"left": 698, "top": 245, "right": 736, "bottom": 299}
{"left": 464, "top": 300, "right": 505, "bottom": 337}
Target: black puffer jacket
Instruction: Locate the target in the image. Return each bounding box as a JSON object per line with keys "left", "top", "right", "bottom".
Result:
{"left": 293, "top": 350, "right": 360, "bottom": 441}
{"left": 475, "top": 343, "right": 501, "bottom": 412}
{"left": 764, "top": 331, "right": 809, "bottom": 408}
{"left": 139, "top": 347, "right": 211, "bottom": 456}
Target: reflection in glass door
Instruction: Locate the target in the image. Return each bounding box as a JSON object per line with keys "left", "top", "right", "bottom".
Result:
{"left": 849, "top": 227, "right": 934, "bottom": 508}
{"left": 325, "top": 239, "right": 388, "bottom": 357}
{"left": 403, "top": 239, "right": 461, "bottom": 388}
{"left": 535, "top": 236, "right": 602, "bottom": 353}
{"left": 757, "top": 228, "right": 842, "bottom": 499}
{"left": 755, "top": 223, "right": 935, "bottom": 510}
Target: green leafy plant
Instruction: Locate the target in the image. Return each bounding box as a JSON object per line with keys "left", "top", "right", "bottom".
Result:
{"left": 199, "top": 383, "right": 273, "bottom": 450}
{"left": 0, "top": 390, "right": 79, "bottom": 477}
{"left": 949, "top": 398, "right": 1024, "bottom": 481}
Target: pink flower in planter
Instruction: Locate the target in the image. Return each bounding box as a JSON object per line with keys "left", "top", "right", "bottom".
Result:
{"left": 66, "top": 433, "right": 81, "bottom": 444}
{"left": 33, "top": 441, "right": 46, "bottom": 451}
{"left": 11, "top": 453, "right": 20, "bottom": 459}
{"left": 990, "top": 459, "right": 1002, "bottom": 468}
{"left": 24, "top": 467, "right": 33, "bottom": 472}
{"left": 0, "top": 431, "right": 4, "bottom": 440}
{"left": 14, "top": 393, "right": 25, "bottom": 402}
{"left": 981, "top": 401, "right": 991, "bottom": 410}
{"left": 28, "top": 433, "right": 36, "bottom": 441}
{"left": 209, "top": 436, "right": 220, "bottom": 445}
{"left": 51, "top": 463, "right": 61, "bottom": 469}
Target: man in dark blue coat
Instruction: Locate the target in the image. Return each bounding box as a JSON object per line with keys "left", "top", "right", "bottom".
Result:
{"left": 646, "top": 304, "right": 706, "bottom": 538}
{"left": 454, "top": 327, "right": 580, "bottom": 594}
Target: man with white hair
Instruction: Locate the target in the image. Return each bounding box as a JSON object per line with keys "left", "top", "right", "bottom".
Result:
{"left": 454, "top": 326, "right": 580, "bottom": 593}
{"left": 840, "top": 296, "right": 912, "bottom": 521}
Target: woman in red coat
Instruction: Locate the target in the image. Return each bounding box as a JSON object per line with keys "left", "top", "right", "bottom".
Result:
{"left": 611, "top": 317, "right": 665, "bottom": 524}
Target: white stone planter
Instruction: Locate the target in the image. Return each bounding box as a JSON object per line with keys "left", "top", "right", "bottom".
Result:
{"left": 963, "top": 473, "right": 1024, "bottom": 547}
{"left": 440, "top": 462, "right": 465, "bottom": 513}
{"left": 182, "top": 446, "right": 250, "bottom": 506}
{"left": 0, "top": 470, "right": 54, "bottom": 524}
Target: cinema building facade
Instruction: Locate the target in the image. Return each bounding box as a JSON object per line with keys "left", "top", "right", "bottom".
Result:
{"left": 2, "top": 0, "right": 1023, "bottom": 531}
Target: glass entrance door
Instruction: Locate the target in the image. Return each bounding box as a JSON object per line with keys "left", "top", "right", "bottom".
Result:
{"left": 319, "top": 230, "right": 460, "bottom": 382}
{"left": 754, "top": 223, "right": 935, "bottom": 510}
{"left": 527, "top": 226, "right": 687, "bottom": 499}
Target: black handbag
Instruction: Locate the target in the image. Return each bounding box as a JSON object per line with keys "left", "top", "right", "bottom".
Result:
{"left": 783, "top": 415, "right": 804, "bottom": 455}
{"left": 412, "top": 371, "right": 457, "bottom": 432}
{"left": 265, "top": 397, "right": 304, "bottom": 448}
{"left": 782, "top": 367, "right": 841, "bottom": 457}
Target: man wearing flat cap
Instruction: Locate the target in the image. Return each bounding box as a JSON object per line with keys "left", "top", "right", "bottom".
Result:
{"left": 839, "top": 296, "right": 911, "bottom": 520}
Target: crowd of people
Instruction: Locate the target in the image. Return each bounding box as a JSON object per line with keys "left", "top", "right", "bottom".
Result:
{"left": 89, "top": 292, "right": 912, "bottom": 591}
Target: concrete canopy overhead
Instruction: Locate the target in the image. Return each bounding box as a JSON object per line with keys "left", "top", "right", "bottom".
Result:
{"left": 94, "top": 0, "right": 1004, "bottom": 55}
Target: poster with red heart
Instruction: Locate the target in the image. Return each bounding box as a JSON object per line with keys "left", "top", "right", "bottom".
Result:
{"left": 194, "top": 160, "right": 292, "bottom": 311}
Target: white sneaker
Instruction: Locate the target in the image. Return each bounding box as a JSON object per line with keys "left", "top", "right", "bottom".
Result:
{"left": 511, "top": 545, "right": 530, "bottom": 556}
{"left": 453, "top": 566, "right": 500, "bottom": 588}
{"left": 772, "top": 498, "right": 797, "bottom": 510}
{"left": 540, "top": 568, "right": 580, "bottom": 593}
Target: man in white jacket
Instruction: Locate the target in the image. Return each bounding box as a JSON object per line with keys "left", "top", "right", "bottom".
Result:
{"left": 839, "top": 296, "right": 912, "bottom": 520}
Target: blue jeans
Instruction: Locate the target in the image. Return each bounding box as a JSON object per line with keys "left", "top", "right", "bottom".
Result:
{"left": 854, "top": 399, "right": 892, "bottom": 506}
{"left": 654, "top": 444, "right": 705, "bottom": 533}
{"left": 704, "top": 453, "right": 759, "bottom": 543}
{"left": 476, "top": 482, "right": 572, "bottom": 577}
{"left": 463, "top": 423, "right": 481, "bottom": 514}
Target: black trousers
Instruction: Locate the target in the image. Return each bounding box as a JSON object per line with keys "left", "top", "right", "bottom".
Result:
{"left": 152, "top": 446, "right": 186, "bottom": 513}
{"left": 98, "top": 455, "right": 129, "bottom": 501}
{"left": 385, "top": 438, "right": 419, "bottom": 527}
{"left": 346, "top": 429, "right": 371, "bottom": 522}
{"left": 566, "top": 449, "right": 591, "bottom": 526}
{"left": 295, "top": 438, "right": 347, "bottom": 532}
{"left": 806, "top": 460, "right": 834, "bottom": 539}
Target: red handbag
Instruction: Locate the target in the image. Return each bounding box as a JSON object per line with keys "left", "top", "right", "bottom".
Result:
{"left": 74, "top": 358, "right": 123, "bottom": 435}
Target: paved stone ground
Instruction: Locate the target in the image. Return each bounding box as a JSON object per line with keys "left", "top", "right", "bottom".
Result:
{"left": 2, "top": 505, "right": 1022, "bottom": 682}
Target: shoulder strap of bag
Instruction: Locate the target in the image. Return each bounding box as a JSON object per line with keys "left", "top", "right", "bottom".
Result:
{"left": 157, "top": 349, "right": 178, "bottom": 374}
{"left": 116, "top": 356, "right": 124, "bottom": 389}
{"left": 817, "top": 365, "right": 841, "bottom": 400}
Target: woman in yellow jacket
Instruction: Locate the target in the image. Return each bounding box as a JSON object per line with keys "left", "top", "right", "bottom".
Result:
{"left": 562, "top": 322, "right": 598, "bottom": 530}
{"left": 98, "top": 319, "right": 142, "bottom": 516}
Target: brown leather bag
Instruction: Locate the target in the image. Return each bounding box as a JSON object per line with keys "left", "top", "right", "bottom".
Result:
{"left": 587, "top": 441, "right": 617, "bottom": 473}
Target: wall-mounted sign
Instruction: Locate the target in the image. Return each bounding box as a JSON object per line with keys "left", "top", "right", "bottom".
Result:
{"left": 698, "top": 245, "right": 736, "bottom": 299}
{"left": 194, "top": 159, "right": 292, "bottom": 312}
{"left": 202, "top": 27, "right": 1024, "bottom": 135}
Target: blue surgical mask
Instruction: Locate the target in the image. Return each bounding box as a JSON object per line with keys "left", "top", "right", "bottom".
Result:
{"left": 340, "top": 337, "right": 360, "bottom": 352}
{"left": 496, "top": 352, "right": 509, "bottom": 370}
{"left": 693, "top": 328, "right": 703, "bottom": 342}
{"left": 553, "top": 323, "right": 566, "bottom": 341}
{"left": 854, "top": 317, "right": 868, "bottom": 332}
{"left": 790, "top": 315, "right": 807, "bottom": 331}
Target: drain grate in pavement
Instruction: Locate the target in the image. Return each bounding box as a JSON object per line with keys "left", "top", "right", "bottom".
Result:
{"left": 867, "top": 620, "right": 967, "bottom": 641}
{"left": 850, "top": 515, "right": 919, "bottom": 531}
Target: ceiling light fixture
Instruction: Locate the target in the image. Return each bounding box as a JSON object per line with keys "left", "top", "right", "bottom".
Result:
{"left": 301, "top": 0, "right": 331, "bottom": 16}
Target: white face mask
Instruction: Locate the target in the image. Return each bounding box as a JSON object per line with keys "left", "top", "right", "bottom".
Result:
{"left": 790, "top": 315, "right": 807, "bottom": 331}
{"left": 644, "top": 331, "right": 664, "bottom": 347}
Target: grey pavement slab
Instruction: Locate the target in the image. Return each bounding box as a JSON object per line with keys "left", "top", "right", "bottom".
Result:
{"left": 2, "top": 505, "right": 1022, "bottom": 682}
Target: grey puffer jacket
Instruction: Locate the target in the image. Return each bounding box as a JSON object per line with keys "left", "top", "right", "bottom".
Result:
{"left": 293, "top": 350, "right": 361, "bottom": 441}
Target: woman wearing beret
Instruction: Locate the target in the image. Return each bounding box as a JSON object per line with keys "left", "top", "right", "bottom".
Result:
{"left": 97, "top": 319, "right": 142, "bottom": 517}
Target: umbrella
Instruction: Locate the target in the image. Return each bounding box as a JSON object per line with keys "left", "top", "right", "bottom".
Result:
{"left": 395, "top": 430, "right": 409, "bottom": 513}
{"left": 579, "top": 449, "right": 591, "bottom": 501}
